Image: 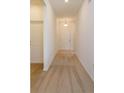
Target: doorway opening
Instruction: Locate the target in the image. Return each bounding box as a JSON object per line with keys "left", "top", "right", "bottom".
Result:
{"left": 30, "top": 0, "right": 45, "bottom": 70}
{"left": 56, "top": 17, "right": 76, "bottom": 55}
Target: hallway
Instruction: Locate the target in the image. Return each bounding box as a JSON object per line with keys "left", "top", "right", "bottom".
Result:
{"left": 31, "top": 53, "right": 93, "bottom": 93}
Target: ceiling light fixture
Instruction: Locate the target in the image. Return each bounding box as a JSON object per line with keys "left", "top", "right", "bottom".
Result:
{"left": 65, "top": 0, "right": 69, "bottom": 3}
{"left": 64, "top": 24, "right": 68, "bottom": 27}
{"left": 64, "top": 17, "right": 68, "bottom": 27}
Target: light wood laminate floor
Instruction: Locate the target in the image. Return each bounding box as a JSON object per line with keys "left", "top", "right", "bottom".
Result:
{"left": 31, "top": 53, "right": 94, "bottom": 93}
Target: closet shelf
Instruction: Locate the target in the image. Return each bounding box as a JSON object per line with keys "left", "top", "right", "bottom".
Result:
{"left": 30, "top": 20, "right": 43, "bottom": 23}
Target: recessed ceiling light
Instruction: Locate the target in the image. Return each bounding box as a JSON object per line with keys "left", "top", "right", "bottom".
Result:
{"left": 65, "top": 0, "right": 69, "bottom": 3}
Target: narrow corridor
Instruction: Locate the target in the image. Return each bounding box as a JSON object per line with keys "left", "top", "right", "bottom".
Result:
{"left": 31, "top": 52, "right": 93, "bottom": 93}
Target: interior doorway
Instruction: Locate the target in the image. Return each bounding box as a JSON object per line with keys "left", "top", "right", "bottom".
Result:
{"left": 30, "top": 0, "right": 45, "bottom": 67}
{"left": 57, "top": 18, "right": 76, "bottom": 54}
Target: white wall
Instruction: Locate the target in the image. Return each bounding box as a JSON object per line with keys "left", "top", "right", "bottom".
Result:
{"left": 43, "top": 0, "right": 57, "bottom": 71}
{"left": 75, "top": 0, "right": 94, "bottom": 80}
{"left": 30, "top": 2, "right": 44, "bottom": 63}
{"left": 30, "top": 23, "right": 43, "bottom": 63}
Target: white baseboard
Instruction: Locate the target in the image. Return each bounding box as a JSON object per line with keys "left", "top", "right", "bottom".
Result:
{"left": 75, "top": 52, "right": 94, "bottom": 81}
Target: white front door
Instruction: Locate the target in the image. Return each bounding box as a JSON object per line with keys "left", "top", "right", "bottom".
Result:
{"left": 59, "top": 21, "right": 75, "bottom": 50}
{"left": 62, "top": 27, "right": 72, "bottom": 50}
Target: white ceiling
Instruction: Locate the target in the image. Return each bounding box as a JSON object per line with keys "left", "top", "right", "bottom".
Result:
{"left": 49, "top": 0, "right": 84, "bottom": 17}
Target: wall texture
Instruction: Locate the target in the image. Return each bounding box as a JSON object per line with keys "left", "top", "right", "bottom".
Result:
{"left": 75, "top": 0, "right": 94, "bottom": 80}
{"left": 43, "top": 0, "right": 57, "bottom": 71}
